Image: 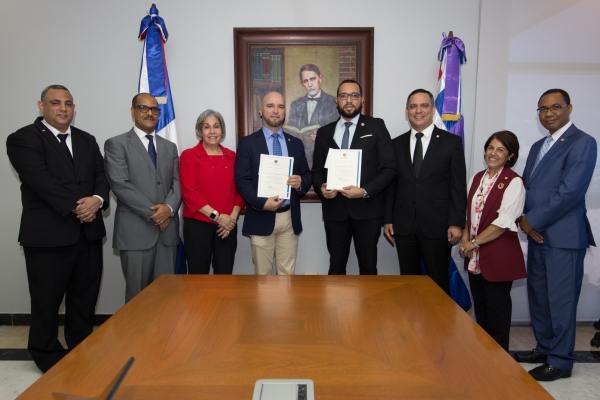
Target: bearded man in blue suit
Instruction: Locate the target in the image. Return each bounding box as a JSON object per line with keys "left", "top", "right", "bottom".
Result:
{"left": 515, "top": 89, "right": 596, "bottom": 381}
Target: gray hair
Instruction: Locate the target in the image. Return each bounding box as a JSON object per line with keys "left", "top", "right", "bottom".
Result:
{"left": 41, "top": 85, "right": 70, "bottom": 101}
{"left": 195, "top": 109, "right": 226, "bottom": 143}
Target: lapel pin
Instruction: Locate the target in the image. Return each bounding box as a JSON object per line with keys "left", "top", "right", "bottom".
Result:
{"left": 436, "top": 135, "right": 439, "bottom": 138}
{"left": 361, "top": 123, "right": 365, "bottom": 126}
{"left": 504, "top": 177, "right": 508, "bottom": 180}
{"left": 561, "top": 138, "right": 564, "bottom": 141}
{"left": 498, "top": 183, "right": 505, "bottom": 189}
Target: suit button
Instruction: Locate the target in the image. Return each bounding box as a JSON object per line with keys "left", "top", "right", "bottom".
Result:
{"left": 526, "top": 187, "right": 530, "bottom": 190}
{"left": 158, "top": 181, "right": 161, "bottom": 185}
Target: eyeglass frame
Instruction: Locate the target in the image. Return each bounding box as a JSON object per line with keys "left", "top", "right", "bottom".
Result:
{"left": 537, "top": 104, "right": 569, "bottom": 114}
{"left": 338, "top": 92, "right": 361, "bottom": 101}
{"left": 133, "top": 105, "right": 161, "bottom": 115}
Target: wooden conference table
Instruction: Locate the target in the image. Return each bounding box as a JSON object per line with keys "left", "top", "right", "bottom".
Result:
{"left": 19, "top": 275, "right": 551, "bottom": 399}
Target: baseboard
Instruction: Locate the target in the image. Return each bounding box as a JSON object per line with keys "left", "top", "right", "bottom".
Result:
{"left": 0, "top": 314, "right": 112, "bottom": 326}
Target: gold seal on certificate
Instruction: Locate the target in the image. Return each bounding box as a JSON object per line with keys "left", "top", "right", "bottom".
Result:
{"left": 257, "top": 154, "right": 295, "bottom": 199}
{"left": 325, "top": 149, "right": 362, "bottom": 190}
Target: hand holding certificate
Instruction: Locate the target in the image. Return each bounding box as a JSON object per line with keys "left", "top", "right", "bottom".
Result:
{"left": 325, "top": 149, "right": 362, "bottom": 191}
{"left": 258, "top": 154, "right": 294, "bottom": 199}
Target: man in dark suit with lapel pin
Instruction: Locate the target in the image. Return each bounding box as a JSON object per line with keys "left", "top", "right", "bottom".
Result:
{"left": 384, "top": 89, "right": 467, "bottom": 294}
{"left": 514, "top": 89, "right": 596, "bottom": 381}
{"left": 6, "top": 85, "right": 110, "bottom": 372}
{"left": 235, "top": 91, "right": 312, "bottom": 275}
{"left": 104, "top": 93, "right": 181, "bottom": 302}
{"left": 312, "top": 80, "right": 396, "bottom": 275}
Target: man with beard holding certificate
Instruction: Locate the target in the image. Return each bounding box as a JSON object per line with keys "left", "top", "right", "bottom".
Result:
{"left": 235, "top": 92, "right": 312, "bottom": 275}
{"left": 312, "top": 80, "right": 396, "bottom": 275}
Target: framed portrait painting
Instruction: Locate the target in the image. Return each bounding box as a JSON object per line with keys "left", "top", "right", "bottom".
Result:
{"left": 234, "top": 28, "right": 374, "bottom": 202}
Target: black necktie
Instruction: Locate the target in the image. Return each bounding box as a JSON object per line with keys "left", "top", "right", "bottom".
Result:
{"left": 57, "top": 133, "right": 73, "bottom": 164}
{"left": 146, "top": 135, "right": 157, "bottom": 167}
{"left": 413, "top": 132, "right": 424, "bottom": 177}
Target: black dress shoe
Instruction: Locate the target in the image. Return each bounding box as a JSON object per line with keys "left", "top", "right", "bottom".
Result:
{"left": 514, "top": 349, "right": 548, "bottom": 363}
{"left": 528, "top": 363, "right": 572, "bottom": 381}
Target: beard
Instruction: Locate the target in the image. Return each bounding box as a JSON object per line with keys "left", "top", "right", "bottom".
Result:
{"left": 337, "top": 102, "right": 362, "bottom": 119}
{"left": 263, "top": 113, "right": 285, "bottom": 129}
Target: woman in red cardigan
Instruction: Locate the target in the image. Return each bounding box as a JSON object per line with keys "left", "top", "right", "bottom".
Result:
{"left": 180, "top": 109, "right": 245, "bottom": 274}
{"left": 459, "top": 130, "right": 527, "bottom": 352}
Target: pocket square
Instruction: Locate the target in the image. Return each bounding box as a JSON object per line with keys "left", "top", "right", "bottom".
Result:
{"left": 360, "top": 134, "right": 373, "bottom": 138}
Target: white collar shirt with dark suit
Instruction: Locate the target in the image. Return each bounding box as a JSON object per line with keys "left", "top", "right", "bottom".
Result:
{"left": 312, "top": 114, "right": 397, "bottom": 275}
{"left": 6, "top": 116, "right": 110, "bottom": 372}
{"left": 521, "top": 121, "right": 596, "bottom": 371}
{"left": 383, "top": 124, "right": 467, "bottom": 293}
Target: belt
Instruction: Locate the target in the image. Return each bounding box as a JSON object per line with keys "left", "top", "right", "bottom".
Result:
{"left": 276, "top": 204, "right": 291, "bottom": 213}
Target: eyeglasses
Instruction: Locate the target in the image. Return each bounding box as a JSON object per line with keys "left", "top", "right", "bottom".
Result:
{"left": 537, "top": 104, "right": 568, "bottom": 114}
{"left": 338, "top": 92, "right": 361, "bottom": 100}
{"left": 134, "top": 105, "right": 161, "bottom": 115}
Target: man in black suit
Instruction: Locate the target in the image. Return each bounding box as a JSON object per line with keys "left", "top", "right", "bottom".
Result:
{"left": 384, "top": 89, "right": 466, "bottom": 294}
{"left": 288, "top": 64, "right": 340, "bottom": 130}
{"left": 6, "top": 85, "right": 109, "bottom": 372}
{"left": 312, "top": 80, "right": 396, "bottom": 275}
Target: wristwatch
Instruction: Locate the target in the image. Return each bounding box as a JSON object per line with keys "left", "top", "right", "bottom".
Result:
{"left": 209, "top": 210, "right": 220, "bottom": 221}
{"left": 471, "top": 238, "right": 479, "bottom": 248}
{"left": 362, "top": 189, "right": 369, "bottom": 199}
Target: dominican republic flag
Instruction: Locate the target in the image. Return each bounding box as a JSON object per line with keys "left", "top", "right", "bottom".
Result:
{"left": 138, "top": 5, "right": 178, "bottom": 149}
{"left": 432, "top": 33, "right": 472, "bottom": 313}
{"left": 138, "top": 5, "right": 186, "bottom": 274}
{"left": 434, "top": 33, "right": 467, "bottom": 148}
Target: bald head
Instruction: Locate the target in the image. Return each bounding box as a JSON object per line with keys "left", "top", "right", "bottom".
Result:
{"left": 259, "top": 92, "right": 286, "bottom": 132}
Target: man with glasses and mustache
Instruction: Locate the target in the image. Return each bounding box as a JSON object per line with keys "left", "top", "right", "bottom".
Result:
{"left": 312, "top": 80, "right": 396, "bottom": 275}
{"left": 514, "top": 89, "right": 596, "bottom": 382}
{"left": 104, "top": 93, "right": 182, "bottom": 302}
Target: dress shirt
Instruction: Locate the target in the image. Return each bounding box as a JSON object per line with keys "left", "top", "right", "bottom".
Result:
{"left": 409, "top": 123, "right": 435, "bottom": 161}
{"left": 467, "top": 173, "right": 525, "bottom": 232}
{"left": 134, "top": 126, "right": 157, "bottom": 155}
{"left": 42, "top": 119, "right": 104, "bottom": 208}
{"left": 546, "top": 121, "right": 572, "bottom": 151}
{"left": 306, "top": 90, "right": 322, "bottom": 123}
{"left": 333, "top": 114, "right": 360, "bottom": 148}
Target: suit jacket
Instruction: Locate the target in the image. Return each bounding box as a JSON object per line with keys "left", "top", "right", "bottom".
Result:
{"left": 234, "top": 129, "right": 312, "bottom": 236}
{"left": 288, "top": 90, "right": 340, "bottom": 130}
{"left": 6, "top": 117, "right": 109, "bottom": 247}
{"left": 312, "top": 115, "right": 397, "bottom": 221}
{"left": 104, "top": 129, "right": 181, "bottom": 251}
{"left": 464, "top": 168, "right": 527, "bottom": 282}
{"left": 384, "top": 126, "right": 467, "bottom": 238}
{"left": 522, "top": 123, "right": 596, "bottom": 249}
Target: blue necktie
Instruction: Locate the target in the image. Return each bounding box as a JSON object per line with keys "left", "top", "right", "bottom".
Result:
{"left": 531, "top": 135, "right": 553, "bottom": 174}
{"left": 341, "top": 122, "right": 352, "bottom": 149}
{"left": 146, "top": 135, "right": 157, "bottom": 167}
{"left": 272, "top": 133, "right": 282, "bottom": 156}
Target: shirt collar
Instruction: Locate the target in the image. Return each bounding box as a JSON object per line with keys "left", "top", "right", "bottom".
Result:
{"left": 337, "top": 113, "right": 361, "bottom": 129}
{"left": 41, "top": 119, "right": 71, "bottom": 136}
{"left": 411, "top": 123, "right": 434, "bottom": 139}
{"left": 262, "top": 125, "right": 284, "bottom": 140}
{"left": 549, "top": 121, "right": 572, "bottom": 141}
{"left": 134, "top": 126, "right": 156, "bottom": 141}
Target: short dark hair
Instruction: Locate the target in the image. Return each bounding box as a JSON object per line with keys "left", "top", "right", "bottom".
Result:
{"left": 132, "top": 92, "right": 157, "bottom": 107}
{"left": 484, "top": 130, "right": 520, "bottom": 168}
{"left": 337, "top": 79, "right": 363, "bottom": 96}
{"left": 406, "top": 89, "right": 435, "bottom": 108}
{"left": 41, "top": 85, "right": 70, "bottom": 101}
{"left": 539, "top": 88, "right": 570, "bottom": 106}
{"left": 299, "top": 64, "right": 321, "bottom": 80}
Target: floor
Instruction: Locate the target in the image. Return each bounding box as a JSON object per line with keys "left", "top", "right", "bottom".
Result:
{"left": 0, "top": 325, "right": 599, "bottom": 399}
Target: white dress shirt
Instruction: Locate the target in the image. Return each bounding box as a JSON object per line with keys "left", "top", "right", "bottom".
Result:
{"left": 409, "top": 123, "right": 435, "bottom": 161}
{"left": 333, "top": 114, "right": 361, "bottom": 148}
{"left": 134, "top": 126, "right": 157, "bottom": 155}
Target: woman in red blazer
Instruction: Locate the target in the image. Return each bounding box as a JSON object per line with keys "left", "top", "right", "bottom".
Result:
{"left": 460, "top": 130, "right": 527, "bottom": 351}
{"left": 180, "top": 109, "right": 245, "bottom": 274}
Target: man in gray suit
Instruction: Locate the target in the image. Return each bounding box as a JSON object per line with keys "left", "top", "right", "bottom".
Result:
{"left": 104, "top": 93, "right": 182, "bottom": 302}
